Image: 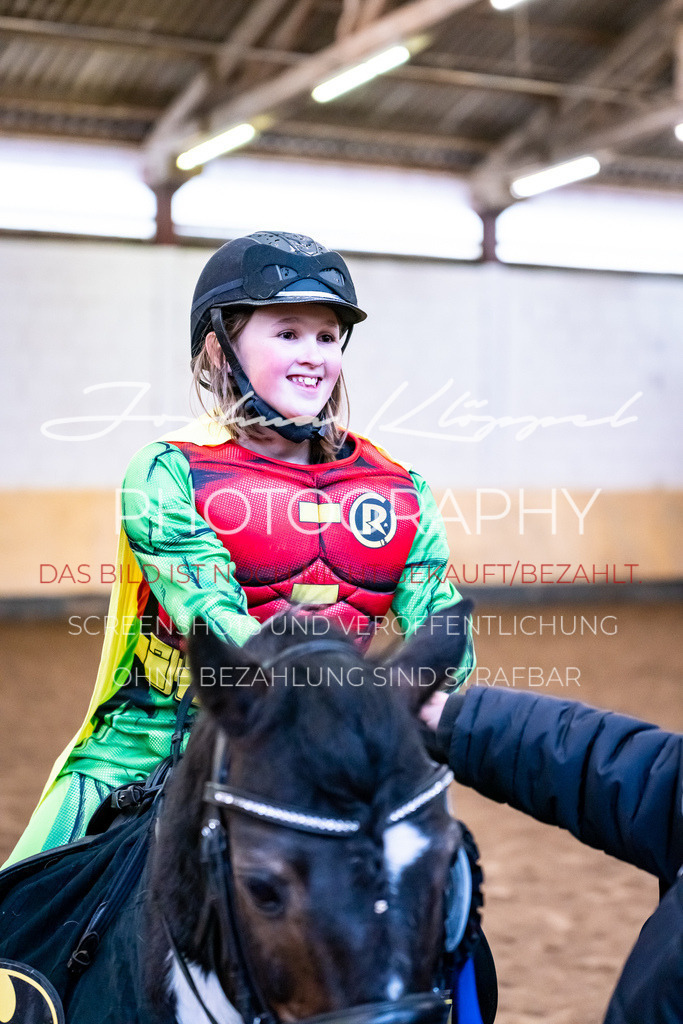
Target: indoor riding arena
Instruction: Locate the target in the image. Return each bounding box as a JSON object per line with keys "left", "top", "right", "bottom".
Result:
{"left": 1, "top": 3, "right": 682, "bottom": 1024}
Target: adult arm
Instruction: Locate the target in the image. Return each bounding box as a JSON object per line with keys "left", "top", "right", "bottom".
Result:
{"left": 603, "top": 879, "right": 683, "bottom": 1024}
{"left": 390, "top": 471, "right": 475, "bottom": 688}
{"left": 121, "top": 441, "right": 260, "bottom": 646}
{"left": 432, "top": 687, "right": 683, "bottom": 886}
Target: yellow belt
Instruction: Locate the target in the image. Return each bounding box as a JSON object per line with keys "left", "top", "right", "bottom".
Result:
{"left": 134, "top": 632, "right": 196, "bottom": 704}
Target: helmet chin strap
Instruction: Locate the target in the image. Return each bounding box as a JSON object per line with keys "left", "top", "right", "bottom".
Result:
{"left": 209, "top": 308, "right": 323, "bottom": 444}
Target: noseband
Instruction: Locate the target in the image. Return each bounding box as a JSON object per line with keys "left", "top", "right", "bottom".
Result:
{"left": 167, "top": 639, "right": 455, "bottom": 1024}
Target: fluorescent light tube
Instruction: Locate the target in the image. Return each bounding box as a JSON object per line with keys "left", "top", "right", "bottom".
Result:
{"left": 674, "top": 122, "right": 683, "bottom": 142}
{"left": 312, "top": 45, "right": 411, "bottom": 103}
{"left": 491, "top": 0, "right": 530, "bottom": 10}
{"left": 177, "top": 123, "right": 256, "bottom": 171}
{"left": 511, "top": 156, "right": 601, "bottom": 198}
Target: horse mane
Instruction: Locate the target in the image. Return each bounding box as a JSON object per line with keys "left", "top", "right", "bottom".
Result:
{"left": 145, "top": 712, "right": 218, "bottom": 1009}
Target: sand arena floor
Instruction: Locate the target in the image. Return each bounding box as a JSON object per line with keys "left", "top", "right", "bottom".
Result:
{"left": 1, "top": 601, "right": 681, "bottom": 1023}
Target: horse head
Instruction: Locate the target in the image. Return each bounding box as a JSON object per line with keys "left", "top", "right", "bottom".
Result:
{"left": 148, "top": 601, "right": 473, "bottom": 1024}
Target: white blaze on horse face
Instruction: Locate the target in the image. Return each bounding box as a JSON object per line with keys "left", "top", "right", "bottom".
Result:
{"left": 382, "top": 824, "right": 431, "bottom": 1003}
{"left": 383, "top": 821, "right": 431, "bottom": 889}
{"left": 168, "top": 950, "right": 242, "bottom": 1024}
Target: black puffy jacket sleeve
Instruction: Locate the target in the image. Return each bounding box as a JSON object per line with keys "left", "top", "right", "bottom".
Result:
{"left": 434, "top": 687, "right": 683, "bottom": 888}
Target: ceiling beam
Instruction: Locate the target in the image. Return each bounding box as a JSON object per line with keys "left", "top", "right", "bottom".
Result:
{"left": 560, "top": 98, "right": 683, "bottom": 153}
{"left": 580, "top": 168, "right": 683, "bottom": 194}
{"left": 471, "top": 0, "right": 683, "bottom": 206}
{"left": 393, "top": 63, "right": 650, "bottom": 104}
{"left": 315, "top": 1, "right": 617, "bottom": 48}
{"left": 275, "top": 118, "right": 493, "bottom": 152}
{"left": 267, "top": 0, "right": 318, "bottom": 50}
{"left": 0, "top": 127, "right": 139, "bottom": 151}
{"left": 603, "top": 152, "right": 683, "bottom": 179}
{"left": 558, "top": 0, "right": 683, "bottom": 112}
{"left": 335, "top": 0, "right": 392, "bottom": 38}
{"left": 0, "top": 15, "right": 217, "bottom": 56}
{"left": 473, "top": 97, "right": 683, "bottom": 207}
{"left": 676, "top": 23, "right": 683, "bottom": 100}
{"left": 356, "top": 0, "right": 393, "bottom": 31}
{"left": 0, "top": 15, "right": 305, "bottom": 70}
{"left": 336, "top": 0, "right": 364, "bottom": 40}
{"left": 144, "top": 0, "right": 483, "bottom": 179}
{"left": 222, "top": 0, "right": 316, "bottom": 95}
{"left": 203, "top": 0, "right": 483, "bottom": 132}
{"left": 145, "top": 0, "right": 292, "bottom": 157}
{"left": 0, "top": 10, "right": 616, "bottom": 58}
{"left": 247, "top": 132, "right": 479, "bottom": 173}
{"left": 456, "top": 12, "right": 615, "bottom": 50}
{"left": 0, "top": 94, "right": 160, "bottom": 121}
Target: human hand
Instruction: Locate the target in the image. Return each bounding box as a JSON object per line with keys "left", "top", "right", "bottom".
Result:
{"left": 419, "top": 690, "right": 449, "bottom": 731}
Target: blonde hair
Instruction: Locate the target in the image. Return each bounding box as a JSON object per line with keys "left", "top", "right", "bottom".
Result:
{"left": 190, "top": 307, "right": 350, "bottom": 463}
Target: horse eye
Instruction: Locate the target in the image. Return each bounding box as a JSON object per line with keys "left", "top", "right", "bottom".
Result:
{"left": 244, "top": 874, "right": 287, "bottom": 916}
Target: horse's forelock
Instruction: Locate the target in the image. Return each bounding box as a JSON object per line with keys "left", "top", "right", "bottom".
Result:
{"left": 240, "top": 651, "right": 420, "bottom": 817}
{"left": 184, "top": 612, "right": 436, "bottom": 833}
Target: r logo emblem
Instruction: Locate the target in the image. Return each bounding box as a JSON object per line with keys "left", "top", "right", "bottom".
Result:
{"left": 349, "top": 493, "right": 397, "bottom": 548}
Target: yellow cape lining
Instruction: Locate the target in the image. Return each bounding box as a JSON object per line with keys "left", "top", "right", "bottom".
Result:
{"left": 37, "top": 414, "right": 234, "bottom": 805}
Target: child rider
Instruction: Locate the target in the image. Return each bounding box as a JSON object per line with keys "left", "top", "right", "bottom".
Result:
{"left": 6, "top": 230, "right": 474, "bottom": 865}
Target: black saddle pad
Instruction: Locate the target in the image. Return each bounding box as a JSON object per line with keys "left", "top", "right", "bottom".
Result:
{"left": 0, "top": 804, "right": 155, "bottom": 1004}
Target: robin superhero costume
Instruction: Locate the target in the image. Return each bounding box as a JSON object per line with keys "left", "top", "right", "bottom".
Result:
{"left": 6, "top": 417, "right": 473, "bottom": 864}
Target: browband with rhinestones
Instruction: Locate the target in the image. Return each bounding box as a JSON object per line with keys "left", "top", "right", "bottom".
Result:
{"left": 204, "top": 765, "right": 453, "bottom": 838}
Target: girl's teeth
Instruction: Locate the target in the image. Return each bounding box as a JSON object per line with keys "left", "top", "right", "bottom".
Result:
{"left": 291, "top": 376, "right": 319, "bottom": 387}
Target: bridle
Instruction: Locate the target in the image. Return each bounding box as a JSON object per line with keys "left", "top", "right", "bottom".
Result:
{"left": 165, "top": 639, "right": 455, "bottom": 1024}
{"left": 204, "top": 737, "right": 453, "bottom": 837}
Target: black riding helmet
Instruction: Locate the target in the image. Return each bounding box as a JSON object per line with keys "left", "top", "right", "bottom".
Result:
{"left": 190, "top": 231, "right": 367, "bottom": 443}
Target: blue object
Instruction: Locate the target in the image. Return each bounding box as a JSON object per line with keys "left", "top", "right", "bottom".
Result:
{"left": 455, "top": 956, "right": 484, "bottom": 1024}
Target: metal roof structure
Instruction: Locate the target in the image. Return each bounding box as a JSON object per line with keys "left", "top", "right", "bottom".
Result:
{"left": 0, "top": 0, "right": 682, "bottom": 221}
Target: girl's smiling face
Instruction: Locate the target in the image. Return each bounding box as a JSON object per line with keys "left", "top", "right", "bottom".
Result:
{"left": 230, "top": 303, "right": 343, "bottom": 422}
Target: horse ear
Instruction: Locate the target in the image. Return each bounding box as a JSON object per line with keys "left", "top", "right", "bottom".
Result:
{"left": 385, "top": 599, "right": 473, "bottom": 714}
{"left": 186, "top": 618, "right": 270, "bottom": 736}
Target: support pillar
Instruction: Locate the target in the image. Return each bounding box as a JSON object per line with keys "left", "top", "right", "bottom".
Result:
{"left": 479, "top": 209, "right": 503, "bottom": 263}
{"left": 145, "top": 159, "right": 198, "bottom": 245}
{"left": 152, "top": 182, "right": 179, "bottom": 245}
{"left": 471, "top": 178, "right": 511, "bottom": 263}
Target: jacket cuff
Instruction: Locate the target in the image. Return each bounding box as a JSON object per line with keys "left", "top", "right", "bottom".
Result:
{"left": 434, "top": 692, "right": 466, "bottom": 760}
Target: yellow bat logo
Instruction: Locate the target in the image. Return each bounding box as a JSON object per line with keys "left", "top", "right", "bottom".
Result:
{"left": 0, "top": 961, "right": 64, "bottom": 1024}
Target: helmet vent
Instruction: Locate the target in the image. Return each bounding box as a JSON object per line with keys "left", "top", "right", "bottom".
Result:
{"left": 262, "top": 263, "right": 298, "bottom": 283}
{"left": 320, "top": 268, "right": 346, "bottom": 287}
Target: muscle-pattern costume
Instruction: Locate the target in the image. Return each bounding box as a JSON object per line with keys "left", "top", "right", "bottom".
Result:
{"left": 7, "top": 418, "right": 473, "bottom": 864}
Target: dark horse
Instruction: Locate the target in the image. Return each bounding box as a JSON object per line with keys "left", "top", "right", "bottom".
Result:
{"left": 0, "top": 601, "right": 489, "bottom": 1024}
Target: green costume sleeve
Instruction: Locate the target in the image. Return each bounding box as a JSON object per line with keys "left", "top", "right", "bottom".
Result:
{"left": 390, "top": 471, "right": 475, "bottom": 689}
{"left": 122, "top": 442, "right": 261, "bottom": 647}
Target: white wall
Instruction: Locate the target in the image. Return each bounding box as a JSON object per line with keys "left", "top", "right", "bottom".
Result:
{"left": 0, "top": 237, "right": 681, "bottom": 492}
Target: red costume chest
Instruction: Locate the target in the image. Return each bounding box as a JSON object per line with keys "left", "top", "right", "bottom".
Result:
{"left": 170, "top": 434, "right": 420, "bottom": 643}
